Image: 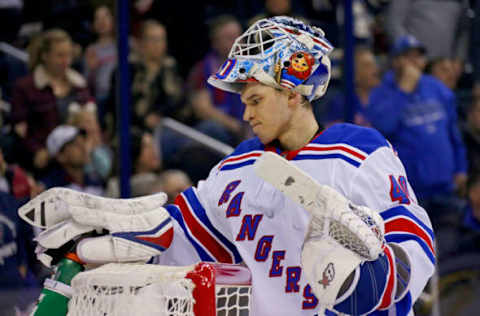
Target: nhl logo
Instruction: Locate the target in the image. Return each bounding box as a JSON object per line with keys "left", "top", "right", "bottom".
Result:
{"left": 319, "top": 262, "right": 335, "bottom": 289}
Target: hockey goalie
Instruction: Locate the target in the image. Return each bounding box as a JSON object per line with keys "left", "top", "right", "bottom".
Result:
{"left": 19, "top": 16, "right": 435, "bottom": 316}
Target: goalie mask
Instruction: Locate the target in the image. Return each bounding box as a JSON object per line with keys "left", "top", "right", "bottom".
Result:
{"left": 207, "top": 16, "right": 334, "bottom": 101}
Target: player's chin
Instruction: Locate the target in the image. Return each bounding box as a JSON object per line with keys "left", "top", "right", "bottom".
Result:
{"left": 255, "top": 132, "right": 275, "bottom": 145}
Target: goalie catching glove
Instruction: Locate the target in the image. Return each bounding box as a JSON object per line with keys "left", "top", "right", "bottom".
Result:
{"left": 19, "top": 188, "right": 174, "bottom": 265}
{"left": 301, "top": 185, "right": 385, "bottom": 308}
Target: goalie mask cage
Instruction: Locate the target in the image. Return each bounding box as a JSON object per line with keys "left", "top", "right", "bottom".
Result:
{"left": 67, "top": 262, "right": 252, "bottom": 316}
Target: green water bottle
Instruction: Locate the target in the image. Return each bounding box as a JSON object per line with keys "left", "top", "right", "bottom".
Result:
{"left": 31, "top": 253, "right": 84, "bottom": 316}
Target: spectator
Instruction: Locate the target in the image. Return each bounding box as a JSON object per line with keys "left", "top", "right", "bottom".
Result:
{"left": 156, "top": 169, "right": 192, "bottom": 203}
{"left": 105, "top": 128, "right": 161, "bottom": 198}
{"left": 41, "top": 125, "right": 104, "bottom": 196}
{"left": 0, "top": 146, "right": 42, "bottom": 200}
{"left": 461, "top": 97, "right": 480, "bottom": 173}
{"left": 106, "top": 19, "right": 187, "bottom": 136}
{"left": 385, "top": 0, "right": 470, "bottom": 98}
{"left": 187, "top": 14, "right": 246, "bottom": 146}
{"left": 125, "top": 169, "right": 191, "bottom": 201}
{"left": 67, "top": 103, "right": 113, "bottom": 181}
{"left": 0, "top": 191, "right": 40, "bottom": 316}
{"left": 452, "top": 171, "right": 480, "bottom": 256}
{"left": 463, "top": 171, "right": 480, "bottom": 233}
{"left": 324, "top": 46, "right": 381, "bottom": 126}
{"left": 130, "top": 128, "right": 161, "bottom": 174}
{"left": 130, "top": 173, "right": 160, "bottom": 198}
{"left": 427, "top": 57, "right": 461, "bottom": 91}
{"left": 366, "top": 35, "right": 468, "bottom": 228}
{"left": 84, "top": 4, "right": 116, "bottom": 120}
{"left": 10, "top": 29, "right": 93, "bottom": 174}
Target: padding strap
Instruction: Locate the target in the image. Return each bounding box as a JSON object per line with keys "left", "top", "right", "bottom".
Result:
{"left": 44, "top": 278, "right": 74, "bottom": 298}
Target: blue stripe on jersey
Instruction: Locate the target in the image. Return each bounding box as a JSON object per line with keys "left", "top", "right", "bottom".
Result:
{"left": 314, "top": 123, "right": 389, "bottom": 155}
{"left": 381, "top": 206, "right": 434, "bottom": 240}
{"left": 164, "top": 204, "right": 215, "bottom": 261}
{"left": 294, "top": 153, "right": 361, "bottom": 167}
{"left": 220, "top": 159, "right": 257, "bottom": 171}
{"left": 183, "top": 188, "right": 243, "bottom": 263}
{"left": 386, "top": 234, "right": 435, "bottom": 264}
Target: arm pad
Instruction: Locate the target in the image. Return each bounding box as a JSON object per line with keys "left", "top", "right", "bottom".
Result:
{"left": 333, "top": 243, "right": 412, "bottom": 315}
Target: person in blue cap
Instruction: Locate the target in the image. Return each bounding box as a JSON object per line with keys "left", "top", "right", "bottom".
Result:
{"left": 365, "top": 35, "right": 468, "bottom": 230}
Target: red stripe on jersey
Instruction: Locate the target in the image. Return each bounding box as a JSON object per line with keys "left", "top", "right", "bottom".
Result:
{"left": 385, "top": 218, "right": 435, "bottom": 255}
{"left": 303, "top": 145, "right": 367, "bottom": 160}
{"left": 218, "top": 152, "right": 262, "bottom": 169}
{"left": 175, "top": 195, "right": 234, "bottom": 263}
{"left": 378, "top": 245, "right": 396, "bottom": 310}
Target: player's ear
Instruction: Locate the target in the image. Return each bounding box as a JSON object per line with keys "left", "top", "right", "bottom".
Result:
{"left": 287, "top": 90, "right": 302, "bottom": 108}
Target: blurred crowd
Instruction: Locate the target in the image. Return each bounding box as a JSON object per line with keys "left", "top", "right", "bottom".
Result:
{"left": 1, "top": 0, "right": 480, "bottom": 314}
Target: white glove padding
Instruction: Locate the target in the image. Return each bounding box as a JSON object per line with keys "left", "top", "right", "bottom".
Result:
{"left": 34, "top": 219, "right": 96, "bottom": 267}
{"left": 18, "top": 187, "right": 168, "bottom": 228}
{"left": 22, "top": 188, "right": 173, "bottom": 264}
{"left": 72, "top": 205, "right": 174, "bottom": 263}
{"left": 35, "top": 206, "right": 174, "bottom": 265}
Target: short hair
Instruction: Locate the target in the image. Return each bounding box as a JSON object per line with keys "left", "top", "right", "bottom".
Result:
{"left": 274, "top": 87, "right": 312, "bottom": 109}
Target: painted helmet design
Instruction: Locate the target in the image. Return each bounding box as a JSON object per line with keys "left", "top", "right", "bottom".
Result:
{"left": 207, "top": 16, "right": 334, "bottom": 101}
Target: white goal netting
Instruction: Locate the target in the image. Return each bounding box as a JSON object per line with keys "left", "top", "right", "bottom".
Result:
{"left": 67, "top": 262, "right": 251, "bottom": 316}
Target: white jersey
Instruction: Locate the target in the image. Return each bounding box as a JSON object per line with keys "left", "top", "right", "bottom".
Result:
{"left": 158, "top": 123, "right": 435, "bottom": 315}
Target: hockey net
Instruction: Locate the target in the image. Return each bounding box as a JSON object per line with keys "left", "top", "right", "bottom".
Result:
{"left": 67, "top": 262, "right": 252, "bottom": 316}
